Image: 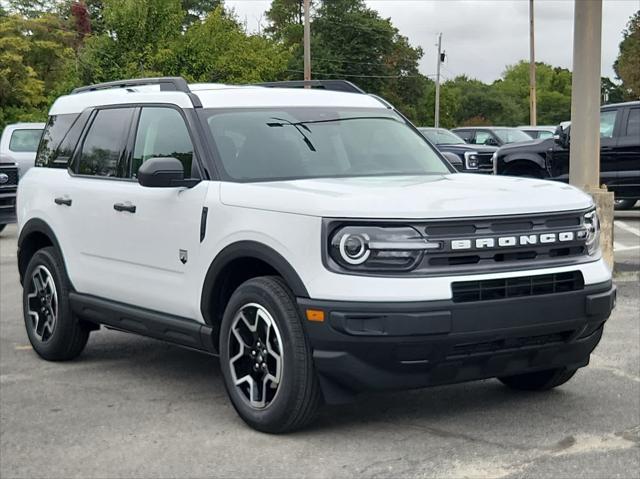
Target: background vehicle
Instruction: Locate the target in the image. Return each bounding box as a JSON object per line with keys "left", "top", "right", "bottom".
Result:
{"left": 17, "top": 78, "right": 615, "bottom": 433}
{"left": 419, "top": 127, "right": 496, "bottom": 173}
{"left": 0, "top": 153, "right": 19, "bottom": 233}
{"left": 0, "top": 123, "right": 46, "bottom": 177}
{"left": 518, "top": 125, "right": 557, "bottom": 139}
{"left": 452, "top": 126, "right": 533, "bottom": 147}
{"left": 495, "top": 101, "right": 640, "bottom": 210}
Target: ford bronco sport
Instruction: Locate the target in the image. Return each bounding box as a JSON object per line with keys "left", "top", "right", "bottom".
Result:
{"left": 17, "top": 77, "right": 616, "bottom": 433}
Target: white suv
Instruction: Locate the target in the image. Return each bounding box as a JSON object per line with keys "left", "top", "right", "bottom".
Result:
{"left": 17, "top": 77, "right": 616, "bottom": 433}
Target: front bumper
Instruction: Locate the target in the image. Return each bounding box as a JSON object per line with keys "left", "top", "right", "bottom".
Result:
{"left": 298, "top": 281, "right": 615, "bottom": 403}
{"left": 0, "top": 191, "right": 17, "bottom": 225}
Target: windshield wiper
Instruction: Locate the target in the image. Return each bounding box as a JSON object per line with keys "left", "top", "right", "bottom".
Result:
{"left": 267, "top": 118, "right": 316, "bottom": 152}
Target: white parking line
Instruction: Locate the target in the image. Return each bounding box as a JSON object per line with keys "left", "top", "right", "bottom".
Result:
{"left": 615, "top": 221, "right": 640, "bottom": 237}
{"left": 614, "top": 242, "right": 640, "bottom": 252}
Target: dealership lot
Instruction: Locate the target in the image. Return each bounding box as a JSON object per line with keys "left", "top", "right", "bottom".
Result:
{"left": 0, "top": 221, "right": 638, "bottom": 478}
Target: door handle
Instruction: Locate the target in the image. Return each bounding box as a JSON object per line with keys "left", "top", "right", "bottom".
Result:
{"left": 113, "top": 202, "right": 136, "bottom": 213}
{"left": 54, "top": 197, "right": 72, "bottom": 206}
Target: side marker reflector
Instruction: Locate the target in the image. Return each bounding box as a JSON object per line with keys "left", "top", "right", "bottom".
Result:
{"left": 306, "top": 309, "right": 325, "bottom": 322}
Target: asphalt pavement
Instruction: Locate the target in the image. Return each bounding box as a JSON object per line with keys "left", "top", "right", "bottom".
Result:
{"left": 1, "top": 223, "right": 638, "bottom": 479}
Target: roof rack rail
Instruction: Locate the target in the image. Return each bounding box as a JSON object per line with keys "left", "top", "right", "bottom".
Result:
{"left": 70, "top": 76, "right": 203, "bottom": 108}
{"left": 256, "top": 80, "right": 365, "bottom": 94}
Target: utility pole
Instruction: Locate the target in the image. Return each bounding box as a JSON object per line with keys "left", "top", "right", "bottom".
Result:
{"left": 529, "top": 0, "right": 537, "bottom": 126}
{"left": 569, "top": 0, "right": 614, "bottom": 269}
{"left": 303, "top": 0, "right": 311, "bottom": 84}
{"left": 435, "top": 32, "right": 442, "bottom": 128}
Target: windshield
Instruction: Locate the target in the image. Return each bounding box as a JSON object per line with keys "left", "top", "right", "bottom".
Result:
{"left": 419, "top": 128, "right": 465, "bottom": 145}
{"left": 493, "top": 128, "right": 532, "bottom": 144}
{"left": 202, "top": 108, "right": 450, "bottom": 181}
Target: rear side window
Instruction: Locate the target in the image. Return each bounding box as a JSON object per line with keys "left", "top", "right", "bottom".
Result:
{"left": 35, "top": 114, "right": 79, "bottom": 167}
{"left": 131, "top": 107, "right": 195, "bottom": 178}
{"left": 76, "top": 108, "right": 134, "bottom": 177}
{"left": 9, "top": 129, "right": 43, "bottom": 152}
{"left": 625, "top": 108, "right": 639, "bottom": 138}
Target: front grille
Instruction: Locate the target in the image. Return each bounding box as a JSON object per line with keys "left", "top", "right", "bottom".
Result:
{"left": 447, "top": 330, "right": 572, "bottom": 359}
{"left": 451, "top": 271, "right": 584, "bottom": 303}
{"left": 475, "top": 152, "right": 494, "bottom": 172}
{"left": 0, "top": 166, "right": 19, "bottom": 187}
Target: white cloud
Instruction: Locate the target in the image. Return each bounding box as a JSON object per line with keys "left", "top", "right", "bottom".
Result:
{"left": 226, "top": 0, "right": 638, "bottom": 82}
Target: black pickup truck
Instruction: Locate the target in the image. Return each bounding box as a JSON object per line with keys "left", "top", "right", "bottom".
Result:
{"left": 495, "top": 101, "right": 640, "bottom": 209}
{"left": 418, "top": 127, "right": 497, "bottom": 173}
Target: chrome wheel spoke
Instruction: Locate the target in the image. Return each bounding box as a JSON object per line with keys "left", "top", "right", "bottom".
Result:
{"left": 228, "top": 303, "right": 284, "bottom": 410}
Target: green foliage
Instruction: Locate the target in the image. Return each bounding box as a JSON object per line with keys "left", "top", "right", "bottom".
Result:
{"left": 0, "top": 11, "right": 78, "bottom": 129}
{"left": 614, "top": 10, "right": 640, "bottom": 99}
{"left": 164, "top": 7, "right": 289, "bottom": 83}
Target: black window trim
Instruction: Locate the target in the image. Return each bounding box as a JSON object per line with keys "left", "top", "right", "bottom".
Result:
{"left": 68, "top": 102, "right": 211, "bottom": 182}
{"left": 69, "top": 106, "right": 135, "bottom": 181}
{"left": 128, "top": 104, "right": 204, "bottom": 181}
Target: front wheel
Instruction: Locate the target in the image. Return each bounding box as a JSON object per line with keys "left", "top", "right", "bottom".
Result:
{"left": 614, "top": 198, "right": 637, "bottom": 210}
{"left": 0, "top": 224, "right": 6, "bottom": 234}
{"left": 499, "top": 367, "right": 577, "bottom": 391}
{"left": 219, "top": 276, "right": 322, "bottom": 433}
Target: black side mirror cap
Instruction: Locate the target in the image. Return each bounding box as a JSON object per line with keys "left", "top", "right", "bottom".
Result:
{"left": 137, "top": 157, "right": 200, "bottom": 188}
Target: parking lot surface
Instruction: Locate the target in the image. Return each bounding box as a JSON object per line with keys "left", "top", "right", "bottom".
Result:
{"left": 1, "top": 222, "right": 639, "bottom": 479}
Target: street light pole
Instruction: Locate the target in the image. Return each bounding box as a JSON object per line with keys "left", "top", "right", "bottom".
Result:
{"left": 303, "top": 0, "right": 311, "bottom": 85}
{"left": 529, "top": 0, "right": 537, "bottom": 126}
{"left": 435, "top": 32, "right": 442, "bottom": 128}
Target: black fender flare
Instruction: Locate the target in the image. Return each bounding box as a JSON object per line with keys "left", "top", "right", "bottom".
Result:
{"left": 17, "top": 218, "right": 67, "bottom": 285}
{"left": 499, "top": 152, "right": 547, "bottom": 171}
{"left": 200, "top": 241, "right": 309, "bottom": 325}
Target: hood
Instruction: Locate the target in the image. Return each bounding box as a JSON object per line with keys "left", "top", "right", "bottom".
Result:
{"left": 498, "top": 137, "right": 553, "bottom": 154}
{"left": 220, "top": 174, "right": 593, "bottom": 219}
{"left": 437, "top": 143, "right": 497, "bottom": 154}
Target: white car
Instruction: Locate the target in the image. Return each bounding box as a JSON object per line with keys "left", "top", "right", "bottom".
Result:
{"left": 16, "top": 77, "right": 616, "bottom": 433}
{"left": 0, "top": 122, "right": 45, "bottom": 177}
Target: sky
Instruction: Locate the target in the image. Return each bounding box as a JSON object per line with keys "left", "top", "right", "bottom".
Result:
{"left": 225, "top": 0, "right": 639, "bottom": 83}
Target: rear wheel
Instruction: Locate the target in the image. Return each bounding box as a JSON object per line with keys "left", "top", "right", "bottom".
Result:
{"left": 22, "top": 247, "right": 90, "bottom": 360}
{"left": 499, "top": 367, "right": 577, "bottom": 391}
{"left": 219, "top": 276, "right": 322, "bottom": 433}
{"left": 614, "top": 198, "right": 637, "bottom": 210}
{"left": 503, "top": 163, "right": 548, "bottom": 179}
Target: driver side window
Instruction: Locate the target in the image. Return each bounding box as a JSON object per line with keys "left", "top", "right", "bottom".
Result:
{"left": 474, "top": 131, "right": 492, "bottom": 145}
{"left": 132, "top": 107, "right": 196, "bottom": 178}
{"left": 600, "top": 110, "right": 617, "bottom": 139}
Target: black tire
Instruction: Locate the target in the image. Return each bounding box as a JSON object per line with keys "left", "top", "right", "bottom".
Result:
{"left": 614, "top": 198, "right": 637, "bottom": 210}
{"left": 0, "top": 224, "right": 6, "bottom": 234}
{"left": 504, "top": 164, "right": 548, "bottom": 179}
{"left": 499, "top": 367, "right": 578, "bottom": 391}
{"left": 22, "top": 246, "right": 90, "bottom": 361}
{"left": 219, "top": 276, "right": 322, "bottom": 433}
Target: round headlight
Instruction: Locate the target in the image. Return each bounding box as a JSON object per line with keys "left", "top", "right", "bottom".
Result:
{"left": 339, "top": 233, "right": 370, "bottom": 265}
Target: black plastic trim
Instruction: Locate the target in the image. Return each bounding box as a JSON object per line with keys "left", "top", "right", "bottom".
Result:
{"left": 200, "top": 241, "right": 310, "bottom": 325}
{"left": 255, "top": 80, "right": 365, "bottom": 94}
{"left": 69, "top": 292, "right": 217, "bottom": 354}
{"left": 17, "top": 218, "right": 68, "bottom": 285}
{"left": 200, "top": 206, "right": 208, "bottom": 242}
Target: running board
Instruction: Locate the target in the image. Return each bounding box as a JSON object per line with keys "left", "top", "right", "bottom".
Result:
{"left": 69, "top": 292, "right": 217, "bottom": 354}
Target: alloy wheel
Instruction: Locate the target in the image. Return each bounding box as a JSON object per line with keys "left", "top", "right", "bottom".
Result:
{"left": 26, "top": 265, "right": 58, "bottom": 342}
{"left": 228, "top": 303, "right": 284, "bottom": 409}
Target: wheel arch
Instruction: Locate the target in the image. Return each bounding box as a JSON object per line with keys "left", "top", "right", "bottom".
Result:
{"left": 499, "top": 152, "right": 546, "bottom": 173}
{"left": 200, "top": 241, "right": 309, "bottom": 331}
{"left": 17, "top": 218, "right": 66, "bottom": 286}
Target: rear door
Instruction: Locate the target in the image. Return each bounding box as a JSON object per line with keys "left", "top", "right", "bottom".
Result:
{"left": 599, "top": 108, "right": 620, "bottom": 190}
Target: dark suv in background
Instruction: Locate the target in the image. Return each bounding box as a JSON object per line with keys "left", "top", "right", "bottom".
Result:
{"left": 419, "top": 127, "right": 496, "bottom": 173}
{"left": 452, "top": 126, "right": 533, "bottom": 147}
{"left": 494, "top": 101, "right": 640, "bottom": 210}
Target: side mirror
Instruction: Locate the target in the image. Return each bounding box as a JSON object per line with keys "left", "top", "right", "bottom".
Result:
{"left": 137, "top": 157, "right": 199, "bottom": 188}
{"left": 554, "top": 126, "right": 569, "bottom": 148}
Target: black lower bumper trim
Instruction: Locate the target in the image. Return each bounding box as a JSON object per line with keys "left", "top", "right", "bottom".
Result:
{"left": 298, "top": 281, "right": 615, "bottom": 403}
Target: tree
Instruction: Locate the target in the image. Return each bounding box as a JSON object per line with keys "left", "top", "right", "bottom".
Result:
{"left": 164, "top": 7, "right": 289, "bottom": 83}
{"left": 614, "top": 10, "right": 640, "bottom": 99}
{"left": 78, "top": 0, "right": 185, "bottom": 82}
{"left": 266, "top": 0, "right": 429, "bottom": 122}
